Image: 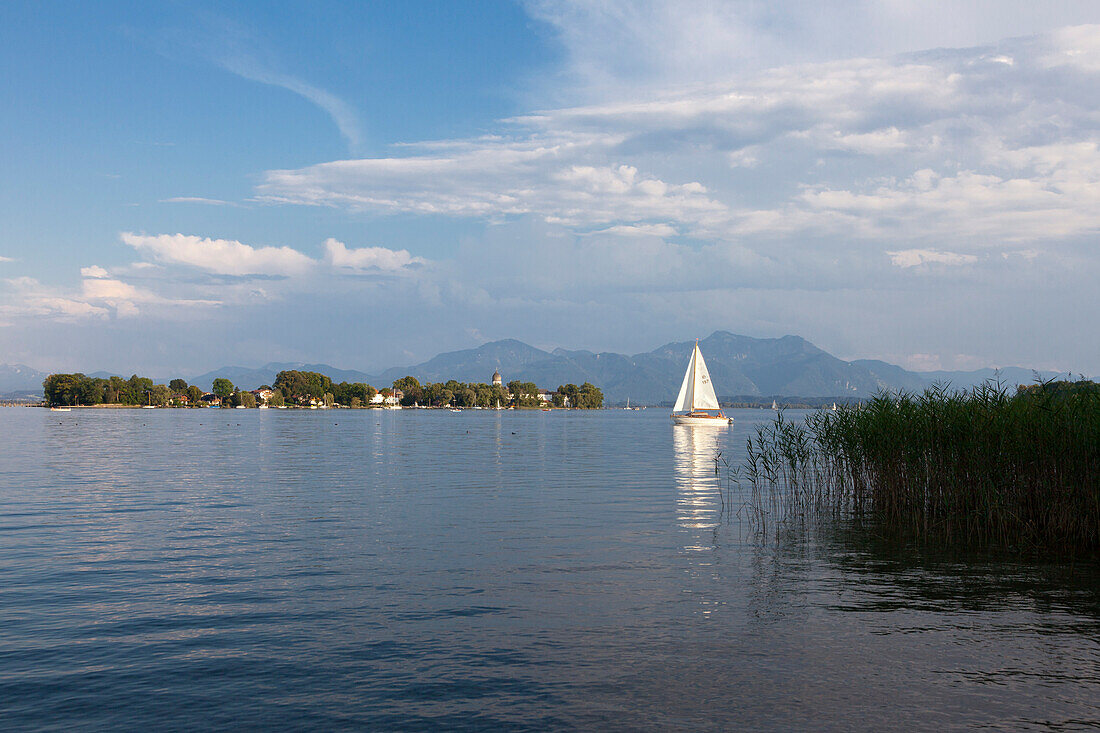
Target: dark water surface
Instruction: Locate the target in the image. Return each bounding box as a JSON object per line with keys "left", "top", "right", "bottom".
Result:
{"left": 1, "top": 407, "right": 1097, "bottom": 730}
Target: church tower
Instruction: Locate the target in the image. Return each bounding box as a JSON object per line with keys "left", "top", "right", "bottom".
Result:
{"left": 492, "top": 369, "right": 502, "bottom": 387}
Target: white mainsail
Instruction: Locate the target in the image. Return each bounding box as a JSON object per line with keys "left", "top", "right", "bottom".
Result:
{"left": 673, "top": 342, "right": 720, "bottom": 413}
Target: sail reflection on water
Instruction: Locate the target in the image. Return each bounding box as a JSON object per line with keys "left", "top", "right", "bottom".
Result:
{"left": 672, "top": 425, "right": 723, "bottom": 536}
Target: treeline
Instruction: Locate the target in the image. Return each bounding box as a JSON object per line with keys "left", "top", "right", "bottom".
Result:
{"left": 270, "top": 370, "right": 377, "bottom": 407}
{"left": 42, "top": 368, "right": 604, "bottom": 409}
{"left": 43, "top": 374, "right": 203, "bottom": 407}
{"left": 390, "top": 376, "right": 602, "bottom": 408}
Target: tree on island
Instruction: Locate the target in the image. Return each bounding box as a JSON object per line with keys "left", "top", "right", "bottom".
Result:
{"left": 274, "top": 370, "right": 333, "bottom": 404}
{"left": 43, "top": 373, "right": 84, "bottom": 406}
{"left": 169, "top": 378, "right": 188, "bottom": 393}
{"left": 212, "top": 378, "right": 235, "bottom": 405}
{"left": 576, "top": 382, "right": 603, "bottom": 408}
{"left": 43, "top": 372, "right": 184, "bottom": 407}
{"left": 393, "top": 376, "right": 422, "bottom": 406}
{"left": 148, "top": 384, "right": 171, "bottom": 406}
{"left": 508, "top": 380, "right": 541, "bottom": 408}
{"left": 333, "top": 381, "right": 376, "bottom": 407}
{"left": 554, "top": 383, "right": 603, "bottom": 408}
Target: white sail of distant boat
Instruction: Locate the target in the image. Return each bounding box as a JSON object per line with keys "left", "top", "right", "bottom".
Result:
{"left": 831, "top": 402, "right": 837, "bottom": 411}
{"left": 771, "top": 400, "right": 779, "bottom": 410}
{"left": 671, "top": 340, "right": 732, "bottom": 425}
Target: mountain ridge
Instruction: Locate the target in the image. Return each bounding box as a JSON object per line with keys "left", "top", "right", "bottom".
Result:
{"left": 3, "top": 332, "right": 1070, "bottom": 402}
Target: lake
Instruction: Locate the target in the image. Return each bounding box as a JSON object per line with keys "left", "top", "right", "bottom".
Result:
{"left": 1, "top": 407, "right": 1097, "bottom": 730}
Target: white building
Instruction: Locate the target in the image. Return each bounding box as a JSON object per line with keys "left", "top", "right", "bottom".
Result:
{"left": 370, "top": 389, "right": 402, "bottom": 405}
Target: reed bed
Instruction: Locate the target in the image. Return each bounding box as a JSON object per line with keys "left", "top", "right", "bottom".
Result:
{"left": 741, "top": 381, "right": 1100, "bottom": 554}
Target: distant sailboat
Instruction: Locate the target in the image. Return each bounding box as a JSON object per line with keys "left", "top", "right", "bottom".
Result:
{"left": 671, "top": 341, "right": 732, "bottom": 425}
{"left": 771, "top": 400, "right": 779, "bottom": 411}
{"left": 831, "top": 402, "right": 837, "bottom": 411}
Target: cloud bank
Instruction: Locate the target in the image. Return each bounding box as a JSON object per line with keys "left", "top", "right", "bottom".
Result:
{"left": 256, "top": 25, "right": 1100, "bottom": 258}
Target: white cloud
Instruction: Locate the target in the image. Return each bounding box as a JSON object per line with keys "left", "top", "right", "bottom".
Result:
{"left": 0, "top": 256, "right": 13, "bottom": 263}
{"left": 322, "top": 238, "right": 424, "bottom": 271}
{"left": 781, "top": 142, "right": 1100, "bottom": 242}
{"left": 1, "top": 277, "right": 109, "bottom": 321}
{"left": 584, "top": 223, "right": 679, "bottom": 237}
{"left": 1042, "top": 24, "right": 1100, "bottom": 72}
{"left": 887, "top": 249, "right": 979, "bottom": 268}
{"left": 1001, "top": 249, "right": 1041, "bottom": 261}
{"left": 525, "top": 1, "right": 1100, "bottom": 92}
{"left": 218, "top": 55, "right": 363, "bottom": 151}
{"left": 0, "top": 267, "right": 223, "bottom": 323}
{"left": 122, "top": 233, "right": 315, "bottom": 277}
{"left": 81, "top": 278, "right": 148, "bottom": 302}
{"left": 160, "top": 197, "right": 240, "bottom": 207}
{"left": 8, "top": 229, "right": 434, "bottom": 325}
{"left": 120, "top": 232, "right": 429, "bottom": 282}
{"left": 259, "top": 145, "right": 726, "bottom": 235}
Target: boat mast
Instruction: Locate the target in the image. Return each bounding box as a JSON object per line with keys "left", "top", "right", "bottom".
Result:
{"left": 690, "top": 339, "right": 698, "bottom": 413}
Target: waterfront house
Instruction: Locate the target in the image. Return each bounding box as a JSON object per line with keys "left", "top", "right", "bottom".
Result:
{"left": 370, "top": 389, "right": 403, "bottom": 406}
{"left": 252, "top": 388, "right": 275, "bottom": 405}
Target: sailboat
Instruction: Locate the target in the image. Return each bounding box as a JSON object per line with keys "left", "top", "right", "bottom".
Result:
{"left": 771, "top": 400, "right": 779, "bottom": 411}
{"left": 671, "top": 340, "right": 732, "bottom": 425}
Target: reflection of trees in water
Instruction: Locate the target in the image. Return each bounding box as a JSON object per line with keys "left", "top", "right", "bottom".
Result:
{"left": 671, "top": 425, "right": 723, "bottom": 536}
{"left": 749, "top": 519, "right": 1100, "bottom": 621}
{"left": 831, "top": 534, "right": 1100, "bottom": 621}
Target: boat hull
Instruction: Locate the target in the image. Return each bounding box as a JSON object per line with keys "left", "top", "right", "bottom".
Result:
{"left": 671, "top": 414, "right": 732, "bottom": 426}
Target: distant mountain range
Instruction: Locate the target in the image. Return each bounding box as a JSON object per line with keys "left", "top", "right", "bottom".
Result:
{"left": 0, "top": 364, "right": 50, "bottom": 401}
{"left": 1, "top": 332, "right": 1069, "bottom": 404}
{"left": 375, "top": 333, "right": 1062, "bottom": 404}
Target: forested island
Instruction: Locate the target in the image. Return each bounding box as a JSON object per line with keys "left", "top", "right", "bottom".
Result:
{"left": 41, "top": 370, "right": 604, "bottom": 409}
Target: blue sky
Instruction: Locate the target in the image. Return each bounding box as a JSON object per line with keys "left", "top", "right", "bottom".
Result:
{"left": 2, "top": 1, "right": 1099, "bottom": 376}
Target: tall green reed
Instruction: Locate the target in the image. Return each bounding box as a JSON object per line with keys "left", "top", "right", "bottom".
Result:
{"left": 742, "top": 381, "right": 1100, "bottom": 553}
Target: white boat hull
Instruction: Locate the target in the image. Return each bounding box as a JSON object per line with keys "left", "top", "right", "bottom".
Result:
{"left": 671, "top": 414, "right": 732, "bottom": 426}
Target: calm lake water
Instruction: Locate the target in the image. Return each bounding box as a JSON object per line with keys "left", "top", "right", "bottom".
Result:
{"left": 1, "top": 406, "right": 1097, "bottom": 730}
